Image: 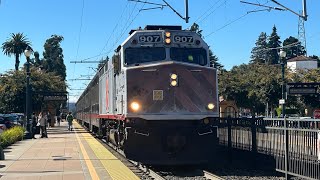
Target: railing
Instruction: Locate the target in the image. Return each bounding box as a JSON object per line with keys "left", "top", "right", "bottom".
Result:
{"left": 218, "top": 117, "right": 320, "bottom": 180}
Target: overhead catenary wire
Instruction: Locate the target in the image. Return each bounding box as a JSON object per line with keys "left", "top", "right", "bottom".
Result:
{"left": 71, "top": 1, "right": 136, "bottom": 63}
{"left": 70, "top": 0, "right": 85, "bottom": 98}
{"left": 192, "top": 0, "right": 225, "bottom": 24}
{"left": 204, "top": 0, "right": 271, "bottom": 39}
{"left": 99, "top": 1, "right": 130, "bottom": 55}
{"left": 103, "top": 1, "right": 147, "bottom": 58}
{"left": 195, "top": 0, "right": 227, "bottom": 26}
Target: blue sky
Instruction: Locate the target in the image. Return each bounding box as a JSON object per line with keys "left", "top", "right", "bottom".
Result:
{"left": 0, "top": 0, "right": 319, "bottom": 102}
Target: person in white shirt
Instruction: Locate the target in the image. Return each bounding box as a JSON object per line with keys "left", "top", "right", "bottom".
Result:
{"left": 38, "top": 111, "right": 48, "bottom": 138}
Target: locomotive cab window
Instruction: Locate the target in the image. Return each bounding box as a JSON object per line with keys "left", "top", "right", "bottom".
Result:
{"left": 170, "top": 48, "right": 207, "bottom": 66}
{"left": 125, "top": 47, "right": 165, "bottom": 65}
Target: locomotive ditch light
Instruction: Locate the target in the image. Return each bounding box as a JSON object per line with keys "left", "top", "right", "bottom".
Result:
{"left": 130, "top": 101, "right": 140, "bottom": 111}
{"left": 207, "top": 103, "right": 215, "bottom": 110}
{"left": 203, "top": 118, "right": 210, "bottom": 124}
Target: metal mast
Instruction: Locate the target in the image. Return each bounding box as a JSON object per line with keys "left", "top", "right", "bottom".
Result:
{"left": 298, "top": 11, "right": 307, "bottom": 56}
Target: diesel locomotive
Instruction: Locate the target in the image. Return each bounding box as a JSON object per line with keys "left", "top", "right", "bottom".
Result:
{"left": 76, "top": 25, "right": 219, "bottom": 165}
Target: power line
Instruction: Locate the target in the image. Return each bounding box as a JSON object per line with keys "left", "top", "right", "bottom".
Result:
{"left": 99, "top": 1, "right": 130, "bottom": 55}
{"left": 103, "top": 1, "right": 147, "bottom": 57}
{"left": 71, "top": 0, "right": 85, "bottom": 92}
{"left": 204, "top": 1, "right": 271, "bottom": 39}
{"left": 240, "top": 1, "right": 285, "bottom": 11}
{"left": 196, "top": 0, "right": 227, "bottom": 25}
{"left": 69, "top": 1, "right": 146, "bottom": 64}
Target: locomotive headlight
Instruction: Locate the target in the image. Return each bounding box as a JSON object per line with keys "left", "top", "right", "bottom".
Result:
{"left": 170, "top": 73, "right": 178, "bottom": 87}
{"left": 130, "top": 102, "right": 140, "bottom": 111}
{"left": 170, "top": 73, "right": 177, "bottom": 80}
{"left": 171, "top": 80, "right": 178, "bottom": 86}
{"left": 165, "top": 31, "right": 171, "bottom": 44}
{"left": 207, "top": 103, "right": 215, "bottom": 110}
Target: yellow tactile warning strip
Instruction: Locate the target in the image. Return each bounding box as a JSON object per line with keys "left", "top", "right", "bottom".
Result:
{"left": 74, "top": 121, "right": 140, "bottom": 180}
{"left": 74, "top": 124, "right": 100, "bottom": 180}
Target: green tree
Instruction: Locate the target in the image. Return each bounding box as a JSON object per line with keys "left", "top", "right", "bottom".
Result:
{"left": 283, "top": 36, "right": 306, "bottom": 59}
{"left": 42, "top": 35, "right": 66, "bottom": 80}
{"left": 250, "top": 32, "right": 267, "bottom": 64}
{"left": 266, "top": 26, "right": 281, "bottom": 65}
{"left": 0, "top": 68, "right": 66, "bottom": 113}
{"left": 219, "top": 63, "right": 283, "bottom": 115}
{"left": 209, "top": 49, "right": 223, "bottom": 70}
{"left": 32, "top": 51, "right": 42, "bottom": 67}
{"left": 1, "top": 33, "right": 32, "bottom": 71}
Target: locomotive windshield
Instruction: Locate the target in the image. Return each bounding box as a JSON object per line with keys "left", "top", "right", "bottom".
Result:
{"left": 170, "top": 48, "right": 207, "bottom": 66}
{"left": 125, "top": 47, "right": 166, "bottom": 65}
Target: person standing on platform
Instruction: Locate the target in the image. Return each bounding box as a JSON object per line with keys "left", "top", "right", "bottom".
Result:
{"left": 31, "top": 112, "right": 37, "bottom": 139}
{"left": 47, "top": 112, "right": 51, "bottom": 128}
{"left": 66, "top": 112, "right": 74, "bottom": 131}
{"left": 38, "top": 112, "right": 48, "bottom": 138}
{"left": 57, "top": 115, "right": 61, "bottom": 126}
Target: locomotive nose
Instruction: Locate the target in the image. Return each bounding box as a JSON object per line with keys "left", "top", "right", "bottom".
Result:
{"left": 166, "top": 134, "right": 186, "bottom": 154}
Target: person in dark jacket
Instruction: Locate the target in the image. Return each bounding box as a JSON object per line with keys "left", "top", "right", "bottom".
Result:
{"left": 66, "top": 112, "right": 74, "bottom": 131}
{"left": 31, "top": 112, "right": 37, "bottom": 139}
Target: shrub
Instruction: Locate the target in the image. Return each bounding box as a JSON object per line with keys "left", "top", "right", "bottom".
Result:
{"left": 0, "top": 126, "right": 25, "bottom": 148}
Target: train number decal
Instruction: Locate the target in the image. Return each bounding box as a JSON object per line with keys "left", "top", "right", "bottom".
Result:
{"left": 139, "top": 35, "right": 161, "bottom": 43}
{"left": 174, "top": 35, "right": 193, "bottom": 43}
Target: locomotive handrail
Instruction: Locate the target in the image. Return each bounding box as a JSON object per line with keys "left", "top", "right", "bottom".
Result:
{"left": 198, "top": 129, "right": 213, "bottom": 136}
{"left": 134, "top": 130, "right": 150, "bottom": 137}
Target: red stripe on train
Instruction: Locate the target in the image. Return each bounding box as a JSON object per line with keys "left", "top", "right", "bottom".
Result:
{"left": 97, "top": 114, "right": 125, "bottom": 120}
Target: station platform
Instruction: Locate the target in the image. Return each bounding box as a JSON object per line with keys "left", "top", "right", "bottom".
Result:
{"left": 0, "top": 121, "right": 139, "bottom": 180}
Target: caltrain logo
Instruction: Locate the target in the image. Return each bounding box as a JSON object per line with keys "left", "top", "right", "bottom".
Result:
{"left": 153, "top": 90, "right": 163, "bottom": 101}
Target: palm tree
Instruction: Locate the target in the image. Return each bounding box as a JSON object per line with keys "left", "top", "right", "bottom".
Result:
{"left": 2, "top": 33, "right": 31, "bottom": 70}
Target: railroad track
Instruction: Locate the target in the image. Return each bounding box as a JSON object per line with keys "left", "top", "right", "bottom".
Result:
{"left": 82, "top": 124, "right": 223, "bottom": 180}
{"left": 99, "top": 138, "right": 165, "bottom": 180}
{"left": 203, "top": 170, "right": 225, "bottom": 180}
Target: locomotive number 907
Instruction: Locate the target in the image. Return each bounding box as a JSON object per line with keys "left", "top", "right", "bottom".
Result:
{"left": 174, "top": 35, "right": 193, "bottom": 43}
{"left": 139, "top": 35, "right": 161, "bottom": 43}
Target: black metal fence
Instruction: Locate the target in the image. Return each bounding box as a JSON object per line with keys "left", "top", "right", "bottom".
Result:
{"left": 218, "top": 117, "right": 320, "bottom": 180}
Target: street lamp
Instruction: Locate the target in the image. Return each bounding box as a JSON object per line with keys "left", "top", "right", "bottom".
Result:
{"left": 24, "top": 47, "right": 33, "bottom": 139}
{"left": 279, "top": 49, "right": 287, "bottom": 117}
{"left": 279, "top": 48, "right": 290, "bottom": 180}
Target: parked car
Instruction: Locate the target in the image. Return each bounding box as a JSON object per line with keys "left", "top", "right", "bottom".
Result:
{"left": 0, "top": 114, "right": 20, "bottom": 128}
{"left": 0, "top": 117, "right": 7, "bottom": 134}
{"left": 11, "top": 113, "right": 25, "bottom": 125}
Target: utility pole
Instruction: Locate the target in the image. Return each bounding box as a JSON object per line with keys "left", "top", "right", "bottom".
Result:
{"left": 298, "top": 11, "right": 307, "bottom": 55}
{"left": 270, "top": 0, "right": 307, "bottom": 21}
